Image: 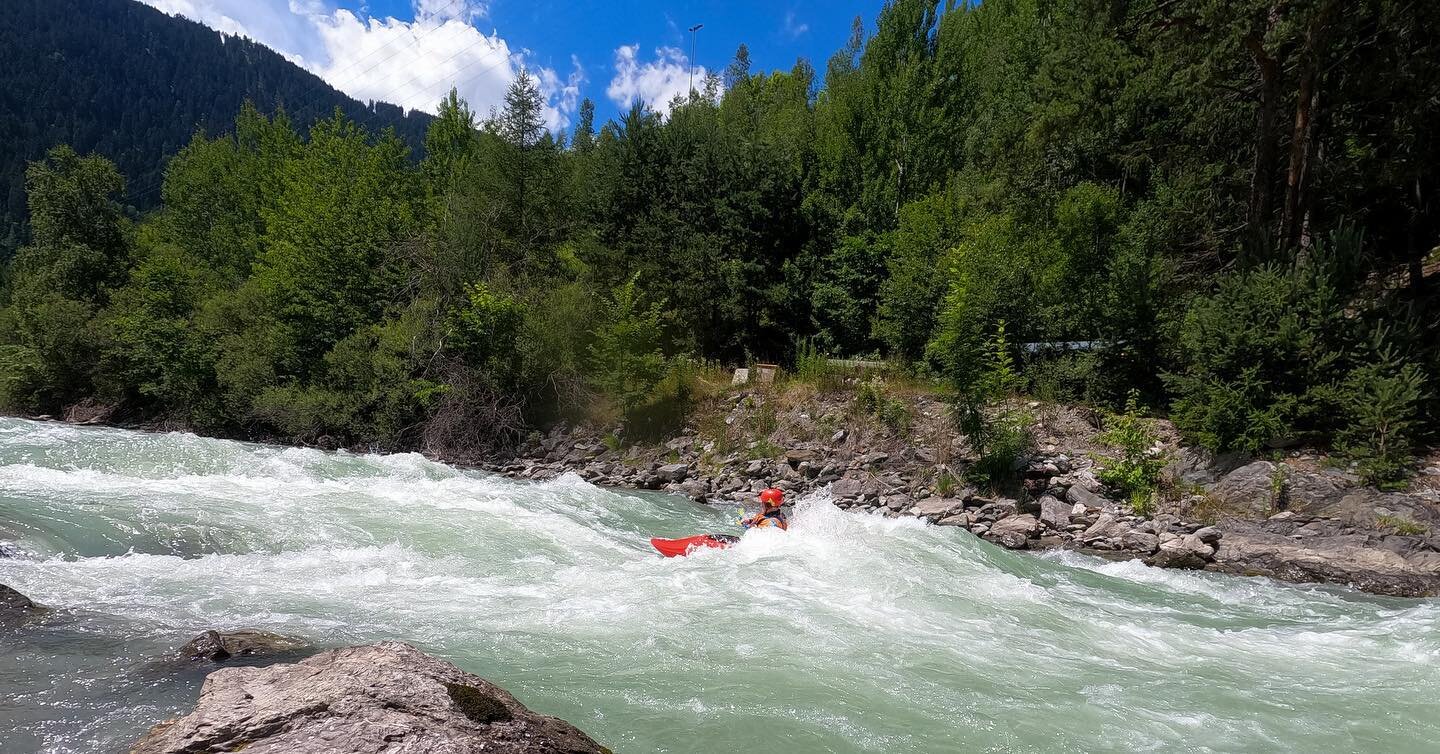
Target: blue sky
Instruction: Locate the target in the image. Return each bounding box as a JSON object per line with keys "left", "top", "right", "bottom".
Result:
{"left": 138, "top": 0, "right": 878, "bottom": 132}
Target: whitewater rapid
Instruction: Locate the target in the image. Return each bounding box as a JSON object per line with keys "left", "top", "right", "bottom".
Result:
{"left": 0, "top": 417, "right": 1437, "bottom": 753}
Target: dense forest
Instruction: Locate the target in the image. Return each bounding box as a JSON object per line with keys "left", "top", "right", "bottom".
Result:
{"left": 2, "top": 0, "right": 1437, "bottom": 486}
{"left": 0, "top": 0, "right": 431, "bottom": 253}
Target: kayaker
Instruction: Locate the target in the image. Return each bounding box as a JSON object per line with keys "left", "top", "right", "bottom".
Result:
{"left": 741, "top": 487, "right": 789, "bottom": 530}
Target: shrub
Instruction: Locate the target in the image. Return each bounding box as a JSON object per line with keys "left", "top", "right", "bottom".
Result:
{"left": 521, "top": 281, "right": 598, "bottom": 414}
{"left": 1337, "top": 337, "right": 1426, "bottom": 488}
{"left": 624, "top": 357, "right": 695, "bottom": 441}
{"left": 588, "top": 275, "right": 667, "bottom": 416}
{"left": 1097, "top": 392, "right": 1166, "bottom": 514}
{"left": 934, "top": 468, "right": 959, "bottom": 497}
{"left": 962, "top": 406, "right": 1033, "bottom": 488}
{"left": 980, "top": 320, "right": 1024, "bottom": 399}
{"left": 1167, "top": 264, "right": 1348, "bottom": 452}
{"left": 448, "top": 283, "right": 525, "bottom": 390}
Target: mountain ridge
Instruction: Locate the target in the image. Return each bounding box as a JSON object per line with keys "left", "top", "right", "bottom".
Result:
{"left": 0, "top": 0, "right": 433, "bottom": 251}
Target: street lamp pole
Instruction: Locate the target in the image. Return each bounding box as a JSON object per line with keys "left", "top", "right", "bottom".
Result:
{"left": 687, "top": 23, "right": 704, "bottom": 99}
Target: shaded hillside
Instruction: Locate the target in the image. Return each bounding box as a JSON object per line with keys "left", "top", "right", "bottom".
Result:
{"left": 0, "top": 0, "right": 431, "bottom": 251}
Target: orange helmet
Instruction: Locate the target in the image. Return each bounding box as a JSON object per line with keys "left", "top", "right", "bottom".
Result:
{"left": 759, "top": 488, "right": 785, "bottom": 507}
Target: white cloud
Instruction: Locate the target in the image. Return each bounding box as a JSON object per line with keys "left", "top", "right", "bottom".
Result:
{"left": 783, "top": 11, "right": 809, "bottom": 39}
{"left": 411, "top": 0, "right": 487, "bottom": 23}
{"left": 135, "top": 0, "right": 576, "bottom": 130}
{"left": 606, "top": 45, "right": 709, "bottom": 117}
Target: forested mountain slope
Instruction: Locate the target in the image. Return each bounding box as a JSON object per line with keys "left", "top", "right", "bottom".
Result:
{"left": 1, "top": 0, "right": 1438, "bottom": 490}
{"left": 0, "top": 0, "right": 431, "bottom": 251}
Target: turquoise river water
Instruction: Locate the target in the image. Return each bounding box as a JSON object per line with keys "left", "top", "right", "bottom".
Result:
{"left": 0, "top": 417, "right": 1437, "bottom": 752}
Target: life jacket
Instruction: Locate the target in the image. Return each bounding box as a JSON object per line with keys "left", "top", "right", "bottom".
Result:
{"left": 745, "top": 508, "right": 788, "bottom": 530}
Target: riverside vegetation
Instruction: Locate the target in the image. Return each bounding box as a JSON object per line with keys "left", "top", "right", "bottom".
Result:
{"left": 1, "top": 3, "right": 1438, "bottom": 510}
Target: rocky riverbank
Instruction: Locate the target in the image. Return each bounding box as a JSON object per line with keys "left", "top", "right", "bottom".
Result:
{"left": 477, "top": 389, "right": 1440, "bottom": 598}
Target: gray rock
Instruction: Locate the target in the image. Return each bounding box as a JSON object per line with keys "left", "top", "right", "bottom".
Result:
{"left": 1066, "top": 484, "right": 1108, "bottom": 510}
{"left": 990, "top": 514, "right": 1040, "bottom": 538}
{"left": 1149, "top": 534, "right": 1215, "bottom": 570}
{"left": 936, "top": 512, "right": 973, "bottom": 527}
{"left": 178, "top": 629, "right": 310, "bottom": 663}
{"left": 987, "top": 530, "right": 1029, "bottom": 550}
{"left": 1120, "top": 531, "right": 1161, "bottom": 554}
{"left": 1210, "top": 460, "right": 1280, "bottom": 517}
{"left": 678, "top": 480, "right": 709, "bottom": 499}
{"left": 974, "top": 498, "right": 1018, "bottom": 522}
{"left": 1210, "top": 529, "right": 1440, "bottom": 597}
{"left": 1081, "top": 513, "right": 1129, "bottom": 542}
{"left": 1038, "top": 496, "right": 1072, "bottom": 531}
{"left": 830, "top": 478, "right": 863, "bottom": 501}
{"left": 1, "top": 584, "right": 44, "bottom": 617}
{"left": 655, "top": 463, "right": 689, "bottom": 483}
{"left": 132, "top": 643, "right": 606, "bottom": 754}
{"left": 784, "top": 449, "right": 820, "bottom": 467}
{"left": 911, "top": 497, "right": 963, "bottom": 519}
{"left": 1193, "top": 526, "right": 1223, "bottom": 545}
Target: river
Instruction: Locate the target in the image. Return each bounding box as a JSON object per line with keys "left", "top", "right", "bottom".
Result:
{"left": 0, "top": 417, "right": 1437, "bottom": 753}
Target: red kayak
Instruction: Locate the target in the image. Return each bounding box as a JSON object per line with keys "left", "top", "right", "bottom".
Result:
{"left": 650, "top": 534, "right": 739, "bottom": 557}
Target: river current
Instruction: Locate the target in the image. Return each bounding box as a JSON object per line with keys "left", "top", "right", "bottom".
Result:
{"left": 1, "top": 417, "right": 1437, "bottom": 753}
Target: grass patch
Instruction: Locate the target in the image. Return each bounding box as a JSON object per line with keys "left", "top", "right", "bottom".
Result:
{"left": 934, "top": 468, "right": 959, "bottom": 497}
{"left": 1377, "top": 515, "right": 1428, "bottom": 536}
{"left": 851, "top": 377, "right": 912, "bottom": 432}
{"left": 745, "top": 439, "right": 783, "bottom": 460}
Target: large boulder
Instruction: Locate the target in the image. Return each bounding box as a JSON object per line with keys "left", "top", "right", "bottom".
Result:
{"left": 986, "top": 529, "right": 1030, "bottom": 550}
{"left": 130, "top": 641, "right": 609, "bottom": 754}
{"left": 1209, "top": 461, "right": 1280, "bottom": 517}
{"left": 1120, "top": 531, "right": 1161, "bottom": 554}
{"left": 1211, "top": 530, "right": 1440, "bottom": 597}
{"left": 177, "top": 629, "right": 311, "bottom": 662}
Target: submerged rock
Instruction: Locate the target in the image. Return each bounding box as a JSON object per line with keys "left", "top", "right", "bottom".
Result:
{"left": 1, "top": 584, "right": 44, "bottom": 616}
{"left": 177, "top": 629, "right": 311, "bottom": 662}
{"left": 130, "top": 641, "right": 609, "bottom": 754}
